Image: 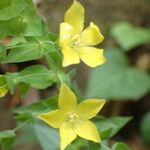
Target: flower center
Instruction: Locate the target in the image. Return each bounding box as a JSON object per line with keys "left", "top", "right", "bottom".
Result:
{"left": 67, "top": 113, "right": 79, "bottom": 123}
{"left": 70, "top": 34, "right": 83, "bottom": 48}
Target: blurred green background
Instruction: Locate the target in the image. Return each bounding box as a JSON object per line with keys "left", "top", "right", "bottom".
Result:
{"left": 0, "top": 0, "right": 150, "bottom": 149}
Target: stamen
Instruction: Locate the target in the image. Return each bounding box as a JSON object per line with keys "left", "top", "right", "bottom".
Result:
{"left": 70, "top": 34, "right": 83, "bottom": 48}
{"left": 67, "top": 113, "right": 79, "bottom": 123}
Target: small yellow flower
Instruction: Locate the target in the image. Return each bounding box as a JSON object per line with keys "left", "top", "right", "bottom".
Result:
{"left": 37, "top": 84, "right": 105, "bottom": 150}
{"left": 59, "top": 0, "right": 106, "bottom": 67}
{"left": 0, "top": 75, "right": 8, "bottom": 97}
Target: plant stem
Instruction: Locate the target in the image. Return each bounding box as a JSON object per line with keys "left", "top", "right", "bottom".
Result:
{"left": 45, "top": 55, "right": 57, "bottom": 72}
{"left": 13, "top": 120, "right": 31, "bottom": 132}
{"left": 100, "top": 142, "right": 111, "bottom": 150}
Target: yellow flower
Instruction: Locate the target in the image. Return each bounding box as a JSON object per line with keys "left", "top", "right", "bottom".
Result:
{"left": 59, "top": 0, "right": 106, "bottom": 67}
{"left": 0, "top": 75, "right": 8, "bottom": 97}
{"left": 37, "top": 84, "right": 105, "bottom": 150}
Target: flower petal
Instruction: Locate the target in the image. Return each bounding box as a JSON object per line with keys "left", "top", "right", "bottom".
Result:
{"left": 64, "top": 0, "right": 84, "bottom": 34}
{"left": 81, "top": 22, "right": 104, "bottom": 46}
{"left": 74, "top": 120, "right": 100, "bottom": 143}
{"left": 0, "top": 88, "right": 8, "bottom": 97}
{"left": 37, "top": 109, "right": 65, "bottom": 128}
{"left": 60, "top": 122, "right": 77, "bottom": 150}
{"left": 76, "top": 99, "right": 105, "bottom": 120}
{"left": 58, "top": 83, "right": 77, "bottom": 112}
{"left": 59, "top": 22, "right": 73, "bottom": 47}
{"left": 79, "top": 47, "right": 106, "bottom": 67}
{"left": 62, "top": 46, "right": 80, "bottom": 67}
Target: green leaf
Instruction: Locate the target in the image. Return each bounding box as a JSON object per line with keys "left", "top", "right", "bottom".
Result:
{"left": 85, "top": 48, "right": 150, "bottom": 100}
{"left": 0, "top": 130, "right": 16, "bottom": 150}
{"left": 6, "top": 65, "right": 55, "bottom": 94}
{"left": 7, "top": 37, "right": 27, "bottom": 47}
{"left": 99, "top": 128, "right": 112, "bottom": 140}
{"left": 0, "top": 43, "right": 6, "bottom": 61}
{"left": 14, "top": 96, "right": 58, "bottom": 121}
{"left": 111, "top": 22, "right": 150, "bottom": 51}
{"left": 13, "top": 125, "right": 38, "bottom": 147}
{"left": 18, "top": 83, "right": 30, "bottom": 99}
{"left": 112, "top": 142, "right": 131, "bottom": 150}
{"left": 140, "top": 111, "right": 150, "bottom": 146}
{"left": 89, "top": 142, "right": 131, "bottom": 150}
{"left": 100, "top": 143, "right": 112, "bottom": 150}
{"left": 0, "top": 0, "right": 26, "bottom": 20}
{"left": 94, "top": 116, "right": 132, "bottom": 140}
{"left": 15, "top": 96, "right": 89, "bottom": 150}
{"left": 33, "top": 121, "right": 60, "bottom": 150}
{"left": 0, "top": 130, "right": 16, "bottom": 139}
{"left": 4, "top": 38, "right": 56, "bottom": 63}
{"left": 66, "top": 138, "right": 88, "bottom": 150}
{"left": 9, "top": 65, "right": 55, "bottom": 89}
{"left": 21, "top": 10, "right": 42, "bottom": 36}
{"left": 0, "top": 0, "right": 42, "bottom": 36}
{"left": 88, "top": 141, "right": 101, "bottom": 150}
{"left": 4, "top": 42, "right": 44, "bottom": 62}
{"left": 7, "top": 65, "right": 54, "bottom": 89}
{"left": 6, "top": 65, "right": 56, "bottom": 94}
{"left": 0, "top": 16, "right": 27, "bottom": 35}
{"left": 6, "top": 73, "right": 17, "bottom": 95}
{"left": 0, "top": 10, "right": 42, "bottom": 36}
{"left": 34, "top": 121, "right": 88, "bottom": 150}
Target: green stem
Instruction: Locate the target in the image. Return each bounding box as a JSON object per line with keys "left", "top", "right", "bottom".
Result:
{"left": 100, "top": 143, "right": 110, "bottom": 150}
{"left": 45, "top": 55, "right": 57, "bottom": 72}
{"left": 13, "top": 120, "right": 31, "bottom": 132}
{"left": 45, "top": 55, "right": 63, "bottom": 84}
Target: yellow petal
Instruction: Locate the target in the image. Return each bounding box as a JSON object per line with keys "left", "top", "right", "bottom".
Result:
{"left": 0, "top": 75, "right": 8, "bottom": 97}
{"left": 0, "top": 88, "right": 8, "bottom": 97}
{"left": 59, "top": 23, "right": 73, "bottom": 47}
{"left": 60, "top": 122, "right": 77, "bottom": 150}
{"left": 76, "top": 99, "right": 105, "bottom": 120}
{"left": 37, "top": 109, "right": 65, "bottom": 128}
{"left": 79, "top": 47, "right": 106, "bottom": 67}
{"left": 64, "top": 0, "right": 84, "bottom": 34}
{"left": 58, "top": 83, "right": 77, "bottom": 112}
{"left": 81, "top": 22, "right": 104, "bottom": 46}
{"left": 62, "top": 46, "right": 80, "bottom": 67}
{"left": 74, "top": 120, "right": 100, "bottom": 143}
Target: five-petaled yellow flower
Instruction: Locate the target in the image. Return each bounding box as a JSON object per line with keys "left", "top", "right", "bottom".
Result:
{"left": 37, "top": 84, "right": 105, "bottom": 150}
{"left": 59, "top": 0, "right": 106, "bottom": 67}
